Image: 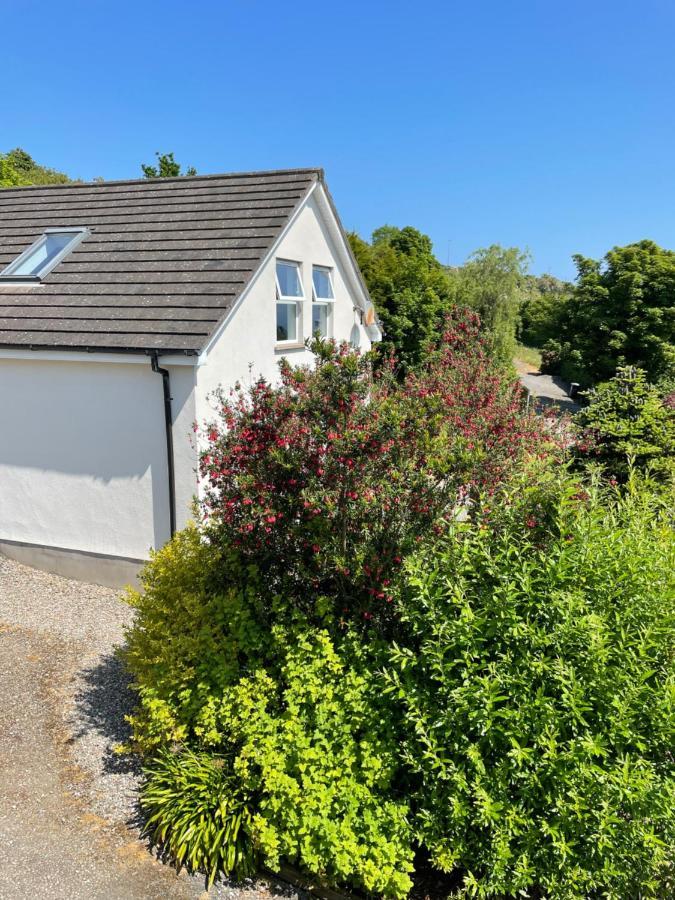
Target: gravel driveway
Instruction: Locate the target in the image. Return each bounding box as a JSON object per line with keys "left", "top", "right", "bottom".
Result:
{"left": 0, "top": 556, "right": 300, "bottom": 900}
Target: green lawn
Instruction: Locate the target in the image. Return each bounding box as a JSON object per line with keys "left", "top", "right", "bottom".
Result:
{"left": 514, "top": 343, "right": 542, "bottom": 370}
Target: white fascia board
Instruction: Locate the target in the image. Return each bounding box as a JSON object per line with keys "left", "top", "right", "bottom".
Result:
{"left": 0, "top": 348, "right": 197, "bottom": 366}
{"left": 312, "top": 183, "right": 371, "bottom": 312}
{"left": 198, "top": 180, "right": 374, "bottom": 364}
{"left": 198, "top": 181, "right": 318, "bottom": 363}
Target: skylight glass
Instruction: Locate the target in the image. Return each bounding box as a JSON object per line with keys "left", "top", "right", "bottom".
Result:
{"left": 0, "top": 228, "right": 89, "bottom": 280}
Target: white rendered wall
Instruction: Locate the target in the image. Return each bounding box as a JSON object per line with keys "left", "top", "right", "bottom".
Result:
{"left": 0, "top": 357, "right": 197, "bottom": 561}
{"left": 195, "top": 191, "right": 371, "bottom": 423}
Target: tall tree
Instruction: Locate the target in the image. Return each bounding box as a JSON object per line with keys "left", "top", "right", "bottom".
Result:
{"left": 547, "top": 240, "right": 675, "bottom": 386}
{"left": 456, "top": 244, "right": 530, "bottom": 366}
{"left": 348, "top": 225, "right": 456, "bottom": 371}
{"left": 142, "top": 152, "right": 196, "bottom": 178}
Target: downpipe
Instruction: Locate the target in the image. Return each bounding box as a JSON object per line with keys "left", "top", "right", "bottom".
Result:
{"left": 150, "top": 352, "right": 176, "bottom": 538}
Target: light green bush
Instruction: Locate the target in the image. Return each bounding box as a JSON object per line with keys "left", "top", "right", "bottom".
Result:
{"left": 387, "top": 475, "right": 675, "bottom": 898}
{"left": 126, "top": 535, "right": 414, "bottom": 897}
{"left": 123, "top": 525, "right": 266, "bottom": 752}
{"left": 219, "top": 629, "right": 414, "bottom": 898}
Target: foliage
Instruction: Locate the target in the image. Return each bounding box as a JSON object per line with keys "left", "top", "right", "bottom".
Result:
{"left": 0, "top": 147, "right": 72, "bottom": 187}
{"left": 386, "top": 472, "right": 675, "bottom": 898}
{"left": 218, "top": 628, "right": 414, "bottom": 898}
{"left": 127, "top": 549, "right": 414, "bottom": 897}
{"left": 124, "top": 525, "right": 266, "bottom": 752}
{"left": 518, "top": 273, "right": 571, "bottom": 348}
{"left": 456, "top": 245, "right": 531, "bottom": 366}
{"left": 349, "top": 228, "right": 535, "bottom": 372}
{"left": 142, "top": 747, "right": 255, "bottom": 884}
{"left": 574, "top": 366, "right": 675, "bottom": 478}
{"left": 142, "top": 151, "right": 197, "bottom": 178}
{"left": 200, "top": 320, "right": 547, "bottom": 629}
{"left": 347, "top": 226, "right": 456, "bottom": 371}
{"left": 543, "top": 240, "right": 675, "bottom": 386}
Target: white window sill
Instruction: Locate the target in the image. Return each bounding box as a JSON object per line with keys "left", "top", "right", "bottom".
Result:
{"left": 275, "top": 342, "right": 306, "bottom": 352}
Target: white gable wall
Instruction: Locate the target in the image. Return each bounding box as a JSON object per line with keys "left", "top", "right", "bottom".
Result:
{"left": 194, "top": 189, "right": 371, "bottom": 424}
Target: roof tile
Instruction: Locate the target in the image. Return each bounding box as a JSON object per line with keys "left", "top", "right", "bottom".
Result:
{"left": 0, "top": 169, "right": 320, "bottom": 353}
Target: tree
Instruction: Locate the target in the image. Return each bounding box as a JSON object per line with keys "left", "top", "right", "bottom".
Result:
{"left": 518, "top": 273, "right": 571, "bottom": 347}
{"left": 0, "top": 147, "right": 72, "bottom": 186}
{"left": 456, "top": 244, "right": 531, "bottom": 366}
{"left": 142, "top": 151, "right": 197, "bottom": 178}
{"left": 545, "top": 240, "right": 675, "bottom": 386}
{"left": 574, "top": 366, "right": 675, "bottom": 478}
{"left": 347, "top": 226, "right": 456, "bottom": 371}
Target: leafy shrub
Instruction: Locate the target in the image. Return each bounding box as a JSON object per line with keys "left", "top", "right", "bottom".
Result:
{"left": 130, "top": 580, "right": 414, "bottom": 896}
{"left": 124, "top": 525, "right": 268, "bottom": 752}
{"left": 200, "top": 317, "right": 548, "bottom": 630}
{"left": 219, "top": 628, "right": 413, "bottom": 898}
{"left": 386, "top": 473, "right": 675, "bottom": 898}
{"left": 142, "top": 747, "right": 255, "bottom": 883}
{"left": 574, "top": 366, "right": 675, "bottom": 478}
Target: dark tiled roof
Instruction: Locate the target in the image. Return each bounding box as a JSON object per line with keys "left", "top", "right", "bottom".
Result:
{"left": 0, "top": 169, "right": 321, "bottom": 353}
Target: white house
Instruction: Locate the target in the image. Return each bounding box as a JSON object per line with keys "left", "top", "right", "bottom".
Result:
{"left": 0, "top": 168, "right": 380, "bottom": 586}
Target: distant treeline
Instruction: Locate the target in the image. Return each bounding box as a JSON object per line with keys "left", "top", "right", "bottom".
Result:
{"left": 3, "top": 148, "right": 672, "bottom": 390}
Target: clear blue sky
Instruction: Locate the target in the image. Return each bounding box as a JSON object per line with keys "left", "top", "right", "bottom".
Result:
{"left": 3, "top": 0, "right": 674, "bottom": 279}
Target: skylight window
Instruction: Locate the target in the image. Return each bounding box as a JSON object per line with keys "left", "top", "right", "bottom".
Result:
{"left": 0, "top": 227, "right": 89, "bottom": 281}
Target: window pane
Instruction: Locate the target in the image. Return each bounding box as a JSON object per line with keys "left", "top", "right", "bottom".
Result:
{"left": 312, "top": 266, "right": 334, "bottom": 299}
{"left": 13, "top": 232, "right": 79, "bottom": 276}
{"left": 312, "top": 303, "right": 329, "bottom": 337}
{"left": 276, "top": 261, "right": 303, "bottom": 297}
{"left": 276, "top": 302, "right": 297, "bottom": 341}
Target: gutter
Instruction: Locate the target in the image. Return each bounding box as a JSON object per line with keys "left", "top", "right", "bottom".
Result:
{"left": 150, "top": 352, "right": 176, "bottom": 538}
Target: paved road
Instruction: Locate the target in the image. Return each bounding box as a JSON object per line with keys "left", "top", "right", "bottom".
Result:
{"left": 0, "top": 558, "right": 299, "bottom": 900}
{"left": 0, "top": 626, "right": 204, "bottom": 900}
{"left": 519, "top": 370, "right": 580, "bottom": 414}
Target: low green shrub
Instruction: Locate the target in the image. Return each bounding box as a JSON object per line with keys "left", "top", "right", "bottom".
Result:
{"left": 142, "top": 747, "right": 255, "bottom": 884}
{"left": 220, "top": 628, "right": 414, "bottom": 898}
{"left": 124, "top": 525, "right": 266, "bottom": 753}
{"left": 387, "top": 474, "right": 675, "bottom": 898}
{"left": 127, "top": 544, "right": 414, "bottom": 897}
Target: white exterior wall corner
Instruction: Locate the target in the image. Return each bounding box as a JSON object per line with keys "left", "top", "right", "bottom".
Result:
{"left": 0, "top": 355, "right": 198, "bottom": 580}
{"left": 194, "top": 188, "right": 372, "bottom": 425}
{"left": 0, "top": 183, "right": 367, "bottom": 584}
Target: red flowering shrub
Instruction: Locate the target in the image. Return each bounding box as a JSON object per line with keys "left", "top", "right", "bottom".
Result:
{"left": 200, "top": 309, "right": 552, "bottom": 627}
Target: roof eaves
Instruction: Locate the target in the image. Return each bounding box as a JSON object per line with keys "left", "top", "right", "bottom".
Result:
{"left": 0, "top": 167, "right": 325, "bottom": 194}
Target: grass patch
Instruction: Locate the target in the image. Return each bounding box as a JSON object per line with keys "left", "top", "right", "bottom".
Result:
{"left": 514, "top": 343, "right": 542, "bottom": 369}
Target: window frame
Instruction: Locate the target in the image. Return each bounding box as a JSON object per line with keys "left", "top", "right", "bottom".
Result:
{"left": 0, "top": 227, "right": 90, "bottom": 282}
{"left": 275, "top": 258, "right": 304, "bottom": 345}
{"left": 311, "top": 265, "right": 335, "bottom": 339}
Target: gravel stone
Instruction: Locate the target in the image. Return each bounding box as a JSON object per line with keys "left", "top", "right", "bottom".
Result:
{"left": 0, "top": 555, "right": 305, "bottom": 900}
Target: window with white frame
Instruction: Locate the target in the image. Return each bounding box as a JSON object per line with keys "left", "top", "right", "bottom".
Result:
{"left": 311, "top": 265, "right": 334, "bottom": 338}
{"left": 0, "top": 227, "right": 89, "bottom": 281}
{"left": 275, "top": 259, "right": 303, "bottom": 342}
